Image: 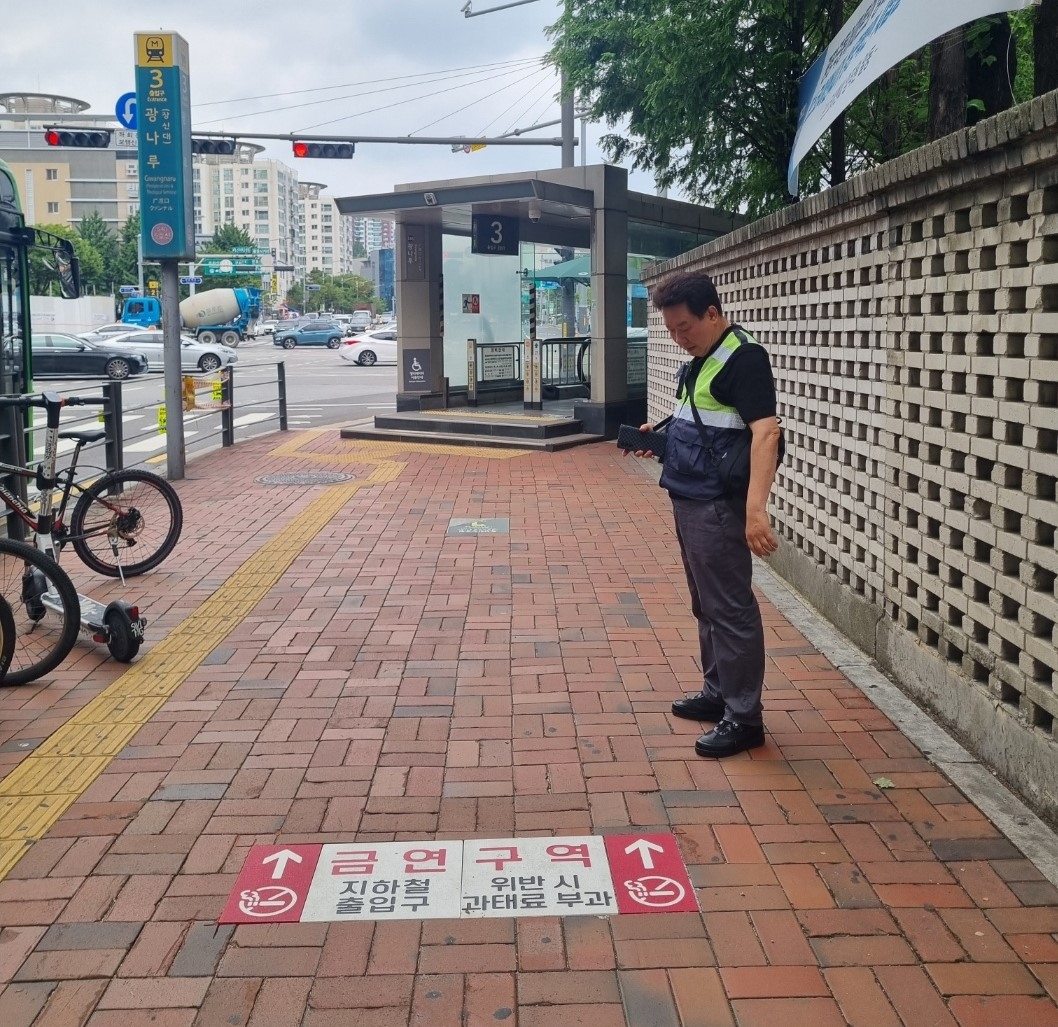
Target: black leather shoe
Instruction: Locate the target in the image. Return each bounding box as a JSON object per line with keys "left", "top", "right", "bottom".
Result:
{"left": 671, "top": 692, "right": 726, "bottom": 721}
{"left": 695, "top": 720, "right": 765, "bottom": 758}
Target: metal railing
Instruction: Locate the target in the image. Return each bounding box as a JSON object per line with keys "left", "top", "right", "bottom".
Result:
{"left": 15, "top": 362, "right": 288, "bottom": 479}
{"left": 540, "top": 337, "right": 590, "bottom": 399}
{"left": 466, "top": 336, "right": 648, "bottom": 403}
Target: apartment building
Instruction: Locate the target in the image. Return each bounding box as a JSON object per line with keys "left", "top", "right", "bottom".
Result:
{"left": 192, "top": 144, "right": 300, "bottom": 267}
{"left": 352, "top": 216, "right": 394, "bottom": 254}
{"left": 299, "top": 182, "right": 357, "bottom": 277}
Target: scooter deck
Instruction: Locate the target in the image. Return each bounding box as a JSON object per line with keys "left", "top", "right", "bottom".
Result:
{"left": 42, "top": 590, "right": 145, "bottom": 642}
{"left": 43, "top": 589, "right": 108, "bottom": 630}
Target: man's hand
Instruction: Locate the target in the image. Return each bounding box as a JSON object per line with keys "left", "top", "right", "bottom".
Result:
{"left": 745, "top": 508, "right": 778, "bottom": 558}
{"left": 626, "top": 421, "right": 658, "bottom": 459}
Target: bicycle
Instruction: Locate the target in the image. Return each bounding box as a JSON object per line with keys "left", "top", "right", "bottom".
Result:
{"left": 0, "top": 592, "right": 15, "bottom": 683}
{"left": 0, "top": 535, "right": 79, "bottom": 686}
{"left": 0, "top": 392, "right": 183, "bottom": 578}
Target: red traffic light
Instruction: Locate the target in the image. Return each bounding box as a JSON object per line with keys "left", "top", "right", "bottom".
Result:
{"left": 291, "top": 141, "right": 354, "bottom": 159}
{"left": 44, "top": 129, "right": 111, "bottom": 148}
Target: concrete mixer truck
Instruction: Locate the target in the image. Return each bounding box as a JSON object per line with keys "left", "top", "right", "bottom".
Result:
{"left": 119, "top": 287, "right": 261, "bottom": 346}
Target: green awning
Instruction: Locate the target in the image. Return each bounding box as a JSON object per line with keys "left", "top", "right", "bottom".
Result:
{"left": 529, "top": 254, "right": 644, "bottom": 283}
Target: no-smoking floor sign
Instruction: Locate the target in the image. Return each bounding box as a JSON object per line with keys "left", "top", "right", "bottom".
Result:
{"left": 220, "top": 834, "right": 698, "bottom": 924}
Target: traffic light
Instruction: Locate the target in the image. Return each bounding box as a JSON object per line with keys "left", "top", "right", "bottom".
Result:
{"left": 190, "top": 138, "right": 236, "bottom": 156}
{"left": 44, "top": 129, "right": 111, "bottom": 148}
{"left": 292, "top": 141, "right": 354, "bottom": 159}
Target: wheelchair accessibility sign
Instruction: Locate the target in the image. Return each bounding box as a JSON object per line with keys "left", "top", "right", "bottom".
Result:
{"left": 402, "top": 350, "right": 430, "bottom": 391}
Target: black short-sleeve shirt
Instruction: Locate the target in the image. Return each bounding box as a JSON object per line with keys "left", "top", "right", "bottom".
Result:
{"left": 699, "top": 326, "right": 777, "bottom": 425}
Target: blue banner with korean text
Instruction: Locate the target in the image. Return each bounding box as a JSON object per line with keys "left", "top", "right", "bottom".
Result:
{"left": 788, "top": 0, "right": 1036, "bottom": 197}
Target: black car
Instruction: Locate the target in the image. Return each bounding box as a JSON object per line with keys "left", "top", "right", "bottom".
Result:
{"left": 32, "top": 333, "right": 149, "bottom": 380}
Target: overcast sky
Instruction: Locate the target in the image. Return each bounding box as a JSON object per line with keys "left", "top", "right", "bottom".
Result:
{"left": 3, "top": 0, "right": 663, "bottom": 200}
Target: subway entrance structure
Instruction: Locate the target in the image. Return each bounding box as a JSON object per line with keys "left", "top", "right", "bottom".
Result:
{"left": 336, "top": 165, "right": 741, "bottom": 449}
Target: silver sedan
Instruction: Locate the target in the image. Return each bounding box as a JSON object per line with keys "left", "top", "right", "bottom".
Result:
{"left": 104, "top": 330, "right": 238, "bottom": 373}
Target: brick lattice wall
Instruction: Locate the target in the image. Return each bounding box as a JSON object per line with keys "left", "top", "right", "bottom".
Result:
{"left": 643, "top": 92, "right": 1058, "bottom": 822}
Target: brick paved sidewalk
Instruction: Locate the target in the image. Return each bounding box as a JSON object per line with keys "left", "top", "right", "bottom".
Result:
{"left": 1, "top": 429, "right": 1057, "bottom": 1027}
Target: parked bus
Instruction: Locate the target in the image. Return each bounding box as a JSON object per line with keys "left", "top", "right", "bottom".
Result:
{"left": 0, "top": 157, "right": 82, "bottom": 396}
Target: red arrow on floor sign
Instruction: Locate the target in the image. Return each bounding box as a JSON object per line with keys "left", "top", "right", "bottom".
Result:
{"left": 603, "top": 834, "right": 699, "bottom": 915}
{"left": 219, "top": 844, "right": 322, "bottom": 924}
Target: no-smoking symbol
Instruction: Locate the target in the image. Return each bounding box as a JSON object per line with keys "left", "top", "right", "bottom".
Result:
{"left": 622, "top": 876, "right": 687, "bottom": 908}
{"left": 237, "top": 886, "right": 298, "bottom": 918}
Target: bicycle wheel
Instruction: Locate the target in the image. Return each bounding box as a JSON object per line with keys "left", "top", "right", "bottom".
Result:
{"left": 0, "top": 594, "right": 15, "bottom": 683}
{"left": 69, "top": 469, "right": 183, "bottom": 577}
{"left": 0, "top": 537, "right": 80, "bottom": 687}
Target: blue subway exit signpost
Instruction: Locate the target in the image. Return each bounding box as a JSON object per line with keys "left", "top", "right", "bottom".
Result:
{"left": 135, "top": 30, "right": 193, "bottom": 479}
{"left": 134, "top": 32, "right": 193, "bottom": 261}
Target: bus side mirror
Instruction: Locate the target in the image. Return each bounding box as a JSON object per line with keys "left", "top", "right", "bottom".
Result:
{"left": 54, "top": 246, "right": 80, "bottom": 299}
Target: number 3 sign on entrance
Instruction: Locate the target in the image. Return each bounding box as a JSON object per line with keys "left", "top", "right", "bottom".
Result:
{"left": 220, "top": 834, "right": 699, "bottom": 924}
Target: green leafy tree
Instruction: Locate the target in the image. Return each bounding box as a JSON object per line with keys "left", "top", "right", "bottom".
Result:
{"left": 28, "top": 223, "right": 104, "bottom": 295}
{"left": 549, "top": 0, "right": 829, "bottom": 217}
{"left": 113, "top": 212, "right": 141, "bottom": 294}
{"left": 550, "top": 1, "right": 1044, "bottom": 216}
{"left": 284, "top": 281, "right": 305, "bottom": 312}
{"left": 294, "top": 270, "right": 376, "bottom": 314}
{"left": 76, "top": 211, "right": 119, "bottom": 293}
{"left": 199, "top": 222, "right": 262, "bottom": 293}
{"left": 204, "top": 222, "right": 254, "bottom": 253}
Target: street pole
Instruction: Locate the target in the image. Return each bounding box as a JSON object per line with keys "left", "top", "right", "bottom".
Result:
{"left": 461, "top": 0, "right": 575, "bottom": 168}
{"left": 137, "top": 235, "right": 145, "bottom": 296}
{"left": 160, "top": 260, "right": 185, "bottom": 479}
{"left": 561, "top": 70, "right": 575, "bottom": 169}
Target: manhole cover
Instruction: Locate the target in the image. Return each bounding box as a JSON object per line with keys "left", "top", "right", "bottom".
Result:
{"left": 255, "top": 471, "right": 355, "bottom": 486}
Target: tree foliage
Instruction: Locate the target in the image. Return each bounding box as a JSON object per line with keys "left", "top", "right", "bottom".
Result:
{"left": 76, "top": 211, "right": 119, "bottom": 293}
{"left": 204, "top": 222, "right": 254, "bottom": 254}
{"left": 549, "top": 0, "right": 1045, "bottom": 217}
{"left": 285, "top": 270, "right": 375, "bottom": 314}
{"left": 201, "top": 222, "right": 262, "bottom": 292}
{"left": 113, "top": 212, "right": 141, "bottom": 292}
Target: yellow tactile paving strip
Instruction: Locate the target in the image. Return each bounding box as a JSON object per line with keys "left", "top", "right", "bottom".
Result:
{"left": 0, "top": 458, "right": 403, "bottom": 882}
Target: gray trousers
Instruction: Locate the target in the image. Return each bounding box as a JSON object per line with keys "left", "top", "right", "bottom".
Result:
{"left": 671, "top": 496, "right": 765, "bottom": 726}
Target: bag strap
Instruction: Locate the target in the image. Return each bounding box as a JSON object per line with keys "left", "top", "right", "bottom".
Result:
{"left": 683, "top": 359, "right": 715, "bottom": 452}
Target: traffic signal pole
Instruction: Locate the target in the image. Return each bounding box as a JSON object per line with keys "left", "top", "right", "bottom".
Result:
{"left": 160, "top": 260, "right": 185, "bottom": 480}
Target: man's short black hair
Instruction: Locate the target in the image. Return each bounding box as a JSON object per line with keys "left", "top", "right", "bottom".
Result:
{"left": 651, "top": 271, "right": 724, "bottom": 318}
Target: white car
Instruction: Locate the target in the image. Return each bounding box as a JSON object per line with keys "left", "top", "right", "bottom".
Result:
{"left": 105, "top": 329, "right": 238, "bottom": 373}
{"left": 250, "top": 320, "right": 281, "bottom": 337}
{"left": 79, "top": 322, "right": 153, "bottom": 344}
{"left": 338, "top": 329, "right": 398, "bottom": 366}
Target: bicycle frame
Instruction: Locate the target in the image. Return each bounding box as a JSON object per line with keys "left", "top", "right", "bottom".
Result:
{"left": 0, "top": 394, "right": 109, "bottom": 560}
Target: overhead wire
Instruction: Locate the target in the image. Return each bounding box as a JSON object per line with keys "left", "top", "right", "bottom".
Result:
{"left": 195, "top": 58, "right": 545, "bottom": 127}
{"left": 408, "top": 65, "right": 554, "bottom": 136}
{"left": 293, "top": 62, "right": 547, "bottom": 133}
{"left": 192, "top": 56, "right": 545, "bottom": 108}
{"left": 501, "top": 75, "right": 560, "bottom": 137}
{"left": 475, "top": 67, "right": 557, "bottom": 136}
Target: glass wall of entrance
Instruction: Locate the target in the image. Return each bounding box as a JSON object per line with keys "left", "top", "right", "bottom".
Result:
{"left": 441, "top": 217, "right": 718, "bottom": 402}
